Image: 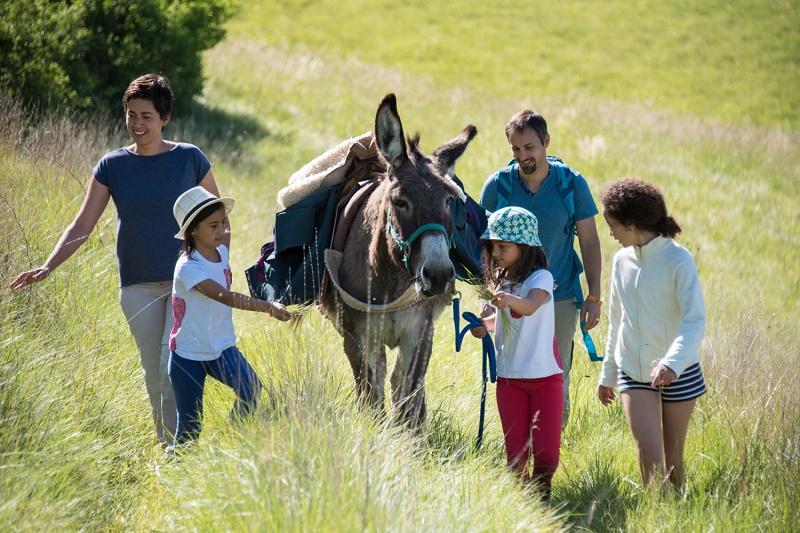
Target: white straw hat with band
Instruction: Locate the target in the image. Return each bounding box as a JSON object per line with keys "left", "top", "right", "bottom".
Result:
{"left": 173, "top": 186, "right": 235, "bottom": 239}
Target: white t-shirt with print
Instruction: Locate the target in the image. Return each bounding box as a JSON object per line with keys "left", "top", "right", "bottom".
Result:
{"left": 494, "top": 268, "right": 563, "bottom": 379}
{"left": 169, "top": 245, "right": 236, "bottom": 361}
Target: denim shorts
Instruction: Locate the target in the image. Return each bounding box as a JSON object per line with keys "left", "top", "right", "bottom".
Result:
{"left": 618, "top": 363, "right": 707, "bottom": 402}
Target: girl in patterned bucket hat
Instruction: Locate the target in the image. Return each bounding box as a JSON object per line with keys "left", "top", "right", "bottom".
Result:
{"left": 470, "top": 206, "right": 564, "bottom": 501}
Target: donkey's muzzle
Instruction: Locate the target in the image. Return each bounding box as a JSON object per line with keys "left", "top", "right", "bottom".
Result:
{"left": 420, "top": 263, "right": 456, "bottom": 297}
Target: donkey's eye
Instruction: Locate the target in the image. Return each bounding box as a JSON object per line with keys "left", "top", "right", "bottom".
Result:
{"left": 393, "top": 198, "right": 409, "bottom": 211}
{"left": 445, "top": 196, "right": 453, "bottom": 207}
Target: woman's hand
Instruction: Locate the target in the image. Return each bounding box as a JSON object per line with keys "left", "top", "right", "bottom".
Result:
{"left": 650, "top": 364, "right": 677, "bottom": 387}
{"left": 598, "top": 385, "right": 616, "bottom": 405}
{"left": 9, "top": 266, "right": 50, "bottom": 290}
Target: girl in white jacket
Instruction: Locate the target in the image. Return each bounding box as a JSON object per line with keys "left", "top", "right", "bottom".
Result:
{"left": 598, "top": 178, "right": 706, "bottom": 491}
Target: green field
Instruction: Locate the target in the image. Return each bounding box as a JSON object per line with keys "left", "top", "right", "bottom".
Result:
{"left": 2, "top": 0, "right": 799, "bottom": 531}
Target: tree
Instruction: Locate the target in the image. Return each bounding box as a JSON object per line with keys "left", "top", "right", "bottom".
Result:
{"left": 0, "top": 0, "right": 237, "bottom": 116}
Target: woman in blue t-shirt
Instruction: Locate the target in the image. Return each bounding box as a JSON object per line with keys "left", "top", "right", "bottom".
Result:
{"left": 9, "top": 74, "right": 223, "bottom": 444}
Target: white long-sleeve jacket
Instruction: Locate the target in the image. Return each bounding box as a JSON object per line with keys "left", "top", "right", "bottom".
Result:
{"left": 599, "top": 236, "right": 706, "bottom": 388}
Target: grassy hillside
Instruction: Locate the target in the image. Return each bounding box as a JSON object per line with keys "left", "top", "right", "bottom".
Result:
{"left": 229, "top": 0, "right": 799, "bottom": 130}
{"left": 2, "top": 0, "right": 799, "bottom": 531}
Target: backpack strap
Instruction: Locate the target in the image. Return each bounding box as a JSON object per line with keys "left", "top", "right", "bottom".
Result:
{"left": 496, "top": 156, "right": 584, "bottom": 309}
{"left": 496, "top": 156, "right": 575, "bottom": 235}
{"left": 547, "top": 157, "right": 584, "bottom": 310}
{"left": 547, "top": 155, "right": 577, "bottom": 237}
{"left": 495, "top": 159, "right": 515, "bottom": 211}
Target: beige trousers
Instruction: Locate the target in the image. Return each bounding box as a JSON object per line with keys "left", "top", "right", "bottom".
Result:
{"left": 554, "top": 300, "right": 579, "bottom": 424}
{"left": 119, "top": 281, "right": 176, "bottom": 443}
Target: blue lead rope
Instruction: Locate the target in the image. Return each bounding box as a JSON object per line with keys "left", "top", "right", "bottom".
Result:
{"left": 579, "top": 319, "right": 603, "bottom": 362}
{"left": 453, "top": 295, "right": 497, "bottom": 450}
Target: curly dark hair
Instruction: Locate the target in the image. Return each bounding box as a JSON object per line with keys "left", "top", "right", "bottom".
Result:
{"left": 122, "top": 73, "right": 173, "bottom": 121}
{"left": 601, "top": 178, "right": 682, "bottom": 238}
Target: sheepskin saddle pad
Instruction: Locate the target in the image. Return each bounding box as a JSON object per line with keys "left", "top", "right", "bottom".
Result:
{"left": 277, "top": 131, "right": 378, "bottom": 209}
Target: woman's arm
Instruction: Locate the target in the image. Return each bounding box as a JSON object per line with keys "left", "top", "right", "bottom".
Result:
{"left": 9, "top": 178, "right": 110, "bottom": 289}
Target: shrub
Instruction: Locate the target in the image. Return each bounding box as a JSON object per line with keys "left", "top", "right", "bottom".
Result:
{"left": 0, "top": 0, "right": 237, "bottom": 116}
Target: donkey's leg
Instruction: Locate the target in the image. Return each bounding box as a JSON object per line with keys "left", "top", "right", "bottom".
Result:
{"left": 343, "top": 334, "right": 386, "bottom": 413}
{"left": 390, "top": 320, "right": 435, "bottom": 428}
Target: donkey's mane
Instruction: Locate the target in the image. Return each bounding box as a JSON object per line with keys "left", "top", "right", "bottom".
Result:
{"left": 407, "top": 133, "right": 424, "bottom": 162}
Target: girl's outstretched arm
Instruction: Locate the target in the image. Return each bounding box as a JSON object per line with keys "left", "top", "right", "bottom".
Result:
{"left": 194, "top": 278, "right": 292, "bottom": 321}
{"left": 490, "top": 287, "right": 549, "bottom": 317}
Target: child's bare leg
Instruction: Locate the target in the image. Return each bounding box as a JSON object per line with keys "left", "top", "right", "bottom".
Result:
{"left": 621, "top": 389, "right": 666, "bottom": 487}
{"left": 662, "top": 398, "right": 696, "bottom": 490}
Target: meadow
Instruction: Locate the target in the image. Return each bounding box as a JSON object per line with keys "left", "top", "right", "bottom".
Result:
{"left": 1, "top": 0, "right": 799, "bottom": 531}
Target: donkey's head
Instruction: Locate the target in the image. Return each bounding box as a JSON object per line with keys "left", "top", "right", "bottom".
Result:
{"left": 372, "top": 93, "right": 477, "bottom": 297}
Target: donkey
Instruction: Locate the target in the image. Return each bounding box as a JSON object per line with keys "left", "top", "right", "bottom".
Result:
{"left": 320, "top": 93, "right": 477, "bottom": 428}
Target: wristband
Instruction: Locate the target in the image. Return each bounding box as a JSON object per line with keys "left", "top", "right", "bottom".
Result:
{"left": 586, "top": 295, "right": 603, "bottom": 306}
{"left": 268, "top": 302, "right": 274, "bottom": 317}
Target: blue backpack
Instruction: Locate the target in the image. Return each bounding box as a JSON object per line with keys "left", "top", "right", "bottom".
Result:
{"left": 495, "top": 155, "right": 584, "bottom": 310}
{"left": 244, "top": 164, "right": 491, "bottom": 304}
{"left": 448, "top": 173, "right": 490, "bottom": 284}
{"left": 495, "top": 156, "right": 600, "bottom": 361}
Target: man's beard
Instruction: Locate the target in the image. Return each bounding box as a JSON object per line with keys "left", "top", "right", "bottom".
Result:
{"left": 518, "top": 158, "right": 537, "bottom": 175}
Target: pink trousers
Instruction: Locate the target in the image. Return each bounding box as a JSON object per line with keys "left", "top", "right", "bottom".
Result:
{"left": 496, "top": 374, "right": 564, "bottom": 485}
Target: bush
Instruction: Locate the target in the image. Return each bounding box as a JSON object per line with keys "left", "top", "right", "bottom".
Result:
{"left": 0, "top": 0, "right": 237, "bottom": 116}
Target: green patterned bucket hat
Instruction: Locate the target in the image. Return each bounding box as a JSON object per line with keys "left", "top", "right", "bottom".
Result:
{"left": 481, "top": 206, "right": 541, "bottom": 247}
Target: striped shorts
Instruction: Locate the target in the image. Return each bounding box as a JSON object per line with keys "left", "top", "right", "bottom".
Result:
{"left": 618, "top": 363, "right": 707, "bottom": 402}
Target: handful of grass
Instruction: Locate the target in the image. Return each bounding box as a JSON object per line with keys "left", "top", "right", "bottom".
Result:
{"left": 472, "top": 281, "right": 516, "bottom": 343}
{"left": 285, "top": 302, "right": 315, "bottom": 327}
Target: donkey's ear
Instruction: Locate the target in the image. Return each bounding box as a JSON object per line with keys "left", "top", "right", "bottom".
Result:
{"left": 375, "top": 93, "right": 407, "bottom": 170}
{"left": 431, "top": 124, "right": 478, "bottom": 175}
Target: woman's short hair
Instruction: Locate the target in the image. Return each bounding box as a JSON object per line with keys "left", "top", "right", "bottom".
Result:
{"left": 123, "top": 74, "right": 173, "bottom": 121}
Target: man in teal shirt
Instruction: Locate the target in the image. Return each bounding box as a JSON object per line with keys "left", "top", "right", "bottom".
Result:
{"left": 480, "top": 110, "right": 603, "bottom": 424}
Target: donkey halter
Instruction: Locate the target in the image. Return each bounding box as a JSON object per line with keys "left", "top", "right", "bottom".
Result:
{"left": 386, "top": 205, "right": 453, "bottom": 279}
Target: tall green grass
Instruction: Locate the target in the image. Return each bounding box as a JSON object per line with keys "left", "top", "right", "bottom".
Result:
{"left": 229, "top": 0, "right": 800, "bottom": 130}
{"left": 2, "top": 0, "right": 799, "bottom": 530}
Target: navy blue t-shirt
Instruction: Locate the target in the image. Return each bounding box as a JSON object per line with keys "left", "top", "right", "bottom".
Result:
{"left": 93, "top": 143, "right": 211, "bottom": 287}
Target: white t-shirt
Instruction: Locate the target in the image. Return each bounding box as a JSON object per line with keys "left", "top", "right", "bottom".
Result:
{"left": 494, "top": 269, "right": 563, "bottom": 379}
{"left": 169, "top": 245, "right": 236, "bottom": 361}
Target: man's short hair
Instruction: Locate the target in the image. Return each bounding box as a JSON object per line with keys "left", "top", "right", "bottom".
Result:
{"left": 505, "top": 110, "right": 548, "bottom": 144}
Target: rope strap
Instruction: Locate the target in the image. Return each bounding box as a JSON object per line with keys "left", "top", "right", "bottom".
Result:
{"left": 452, "top": 295, "right": 496, "bottom": 450}
{"left": 580, "top": 319, "right": 603, "bottom": 362}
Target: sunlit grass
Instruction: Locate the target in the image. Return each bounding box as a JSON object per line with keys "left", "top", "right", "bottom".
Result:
{"left": 2, "top": 0, "right": 799, "bottom": 530}
{"left": 228, "top": 0, "right": 800, "bottom": 130}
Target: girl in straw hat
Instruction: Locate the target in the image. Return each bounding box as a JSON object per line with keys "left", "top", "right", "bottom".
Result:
{"left": 470, "top": 206, "right": 563, "bottom": 501}
{"left": 169, "top": 186, "right": 292, "bottom": 447}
